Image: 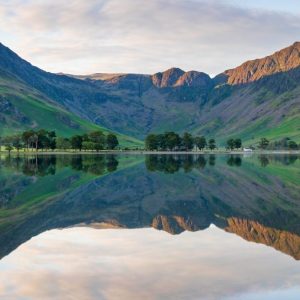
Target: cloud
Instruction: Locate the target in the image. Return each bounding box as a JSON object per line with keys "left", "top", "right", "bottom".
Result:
{"left": 0, "top": 0, "right": 300, "bottom": 75}
{"left": 0, "top": 226, "right": 299, "bottom": 300}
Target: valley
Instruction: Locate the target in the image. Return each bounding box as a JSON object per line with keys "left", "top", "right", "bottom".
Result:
{"left": 0, "top": 42, "right": 299, "bottom": 146}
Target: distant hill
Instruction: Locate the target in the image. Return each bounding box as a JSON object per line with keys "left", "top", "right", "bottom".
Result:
{"left": 0, "top": 42, "right": 299, "bottom": 144}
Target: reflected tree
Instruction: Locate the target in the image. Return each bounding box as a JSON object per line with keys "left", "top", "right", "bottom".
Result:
{"left": 227, "top": 156, "right": 242, "bottom": 167}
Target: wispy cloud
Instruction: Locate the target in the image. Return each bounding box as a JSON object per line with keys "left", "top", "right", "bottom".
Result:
{"left": 0, "top": 0, "right": 299, "bottom": 75}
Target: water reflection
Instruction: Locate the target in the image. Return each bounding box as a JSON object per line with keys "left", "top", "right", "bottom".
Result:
{"left": 0, "top": 154, "right": 299, "bottom": 299}
{"left": 1, "top": 153, "right": 299, "bottom": 176}
{"left": 227, "top": 155, "right": 242, "bottom": 166}
{"left": 1, "top": 154, "right": 119, "bottom": 177}
{"left": 0, "top": 154, "right": 299, "bottom": 261}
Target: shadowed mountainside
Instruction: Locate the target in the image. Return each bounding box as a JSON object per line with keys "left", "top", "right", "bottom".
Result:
{"left": 0, "top": 44, "right": 142, "bottom": 146}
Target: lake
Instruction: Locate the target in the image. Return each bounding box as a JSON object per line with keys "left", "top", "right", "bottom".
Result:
{"left": 0, "top": 154, "right": 299, "bottom": 300}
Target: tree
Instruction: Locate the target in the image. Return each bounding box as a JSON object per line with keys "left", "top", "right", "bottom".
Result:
{"left": 89, "top": 131, "right": 105, "bottom": 149}
{"left": 11, "top": 135, "right": 23, "bottom": 153}
{"left": 234, "top": 138, "right": 242, "bottom": 149}
{"left": 56, "top": 137, "right": 71, "bottom": 150}
{"left": 94, "top": 143, "right": 103, "bottom": 152}
{"left": 165, "top": 132, "right": 181, "bottom": 151}
{"left": 82, "top": 133, "right": 89, "bottom": 142}
{"left": 156, "top": 134, "right": 167, "bottom": 150}
{"left": 71, "top": 135, "right": 83, "bottom": 151}
{"left": 5, "top": 144, "right": 13, "bottom": 154}
{"left": 22, "top": 130, "right": 35, "bottom": 150}
{"left": 31, "top": 133, "right": 39, "bottom": 152}
{"left": 48, "top": 131, "right": 56, "bottom": 151}
{"left": 288, "top": 140, "right": 298, "bottom": 150}
{"left": 259, "top": 138, "right": 269, "bottom": 150}
{"left": 182, "top": 132, "right": 194, "bottom": 151}
{"left": 194, "top": 136, "right": 206, "bottom": 151}
{"left": 226, "top": 138, "right": 235, "bottom": 150}
{"left": 37, "top": 129, "right": 50, "bottom": 151}
{"left": 145, "top": 134, "right": 158, "bottom": 150}
{"left": 3, "top": 136, "right": 14, "bottom": 154}
{"left": 82, "top": 141, "right": 94, "bottom": 151}
{"left": 106, "top": 134, "right": 119, "bottom": 150}
{"left": 208, "top": 138, "right": 216, "bottom": 151}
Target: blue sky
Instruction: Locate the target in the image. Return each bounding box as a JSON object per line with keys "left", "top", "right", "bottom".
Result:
{"left": 0, "top": 0, "right": 299, "bottom": 75}
{"left": 228, "top": 0, "right": 300, "bottom": 13}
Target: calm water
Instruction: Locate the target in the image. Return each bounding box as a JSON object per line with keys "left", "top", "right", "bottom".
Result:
{"left": 0, "top": 154, "right": 299, "bottom": 300}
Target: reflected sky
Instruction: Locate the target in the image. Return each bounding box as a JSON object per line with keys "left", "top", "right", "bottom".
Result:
{"left": 0, "top": 226, "right": 299, "bottom": 300}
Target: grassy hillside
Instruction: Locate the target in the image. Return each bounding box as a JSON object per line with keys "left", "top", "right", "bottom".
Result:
{"left": 0, "top": 71, "right": 142, "bottom": 148}
{"left": 192, "top": 78, "right": 300, "bottom": 145}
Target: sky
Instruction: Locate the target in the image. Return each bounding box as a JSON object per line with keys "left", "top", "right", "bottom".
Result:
{"left": 0, "top": 0, "right": 300, "bottom": 75}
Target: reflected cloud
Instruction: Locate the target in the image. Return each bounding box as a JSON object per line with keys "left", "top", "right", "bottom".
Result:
{"left": 0, "top": 227, "right": 299, "bottom": 300}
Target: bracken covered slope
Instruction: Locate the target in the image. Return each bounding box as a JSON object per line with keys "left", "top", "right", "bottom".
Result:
{"left": 220, "top": 42, "right": 300, "bottom": 85}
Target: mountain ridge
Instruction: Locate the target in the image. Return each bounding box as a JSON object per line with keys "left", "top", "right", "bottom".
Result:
{"left": 60, "top": 41, "right": 300, "bottom": 87}
{"left": 0, "top": 41, "right": 299, "bottom": 144}
{"left": 220, "top": 41, "right": 300, "bottom": 85}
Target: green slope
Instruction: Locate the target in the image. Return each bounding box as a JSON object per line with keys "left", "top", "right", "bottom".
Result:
{"left": 192, "top": 83, "right": 300, "bottom": 146}
{"left": 0, "top": 71, "right": 142, "bottom": 147}
{"left": 234, "top": 116, "right": 300, "bottom": 145}
{"left": 205, "top": 115, "right": 300, "bottom": 146}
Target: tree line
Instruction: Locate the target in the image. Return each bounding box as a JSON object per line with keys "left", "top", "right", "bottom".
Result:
{"left": 256, "top": 137, "right": 299, "bottom": 150}
{"left": 146, "top": 132, "right": 299, "bottom": 152}
{"left": 145, "top": 132, "right": 217, "bottom": 151}
{"left": 0, "top": 129, "right": 119, "bottom": 153}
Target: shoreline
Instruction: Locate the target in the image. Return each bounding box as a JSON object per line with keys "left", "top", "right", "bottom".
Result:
{"left": 0, "top": 150, "right": 300, "bottom": 155}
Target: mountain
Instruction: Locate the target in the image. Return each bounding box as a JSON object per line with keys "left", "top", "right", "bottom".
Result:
{"left": 0, "top": 42, "right": 299, "bottom": 144}
{"left": 0, "top": 69, "right": 103, "bottom": 137}
{"left": 64, "top": 43, "right": 300, "bottom": 143}
{"left": 218, "top": 42, "right": 300, "bottom": 85}
{"left": 0, "top": 44, "right": 142, "bottom": 147}
{"left": 152, "top": 67, "right": 212, "bottom": 88}
{"left": 196, "top": 42, "right": 300, "bottom": 143}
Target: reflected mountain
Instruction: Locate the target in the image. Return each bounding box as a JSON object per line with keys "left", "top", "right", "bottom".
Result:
{"left": 0, "top": 154, "right": 299, "bottom": 259}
